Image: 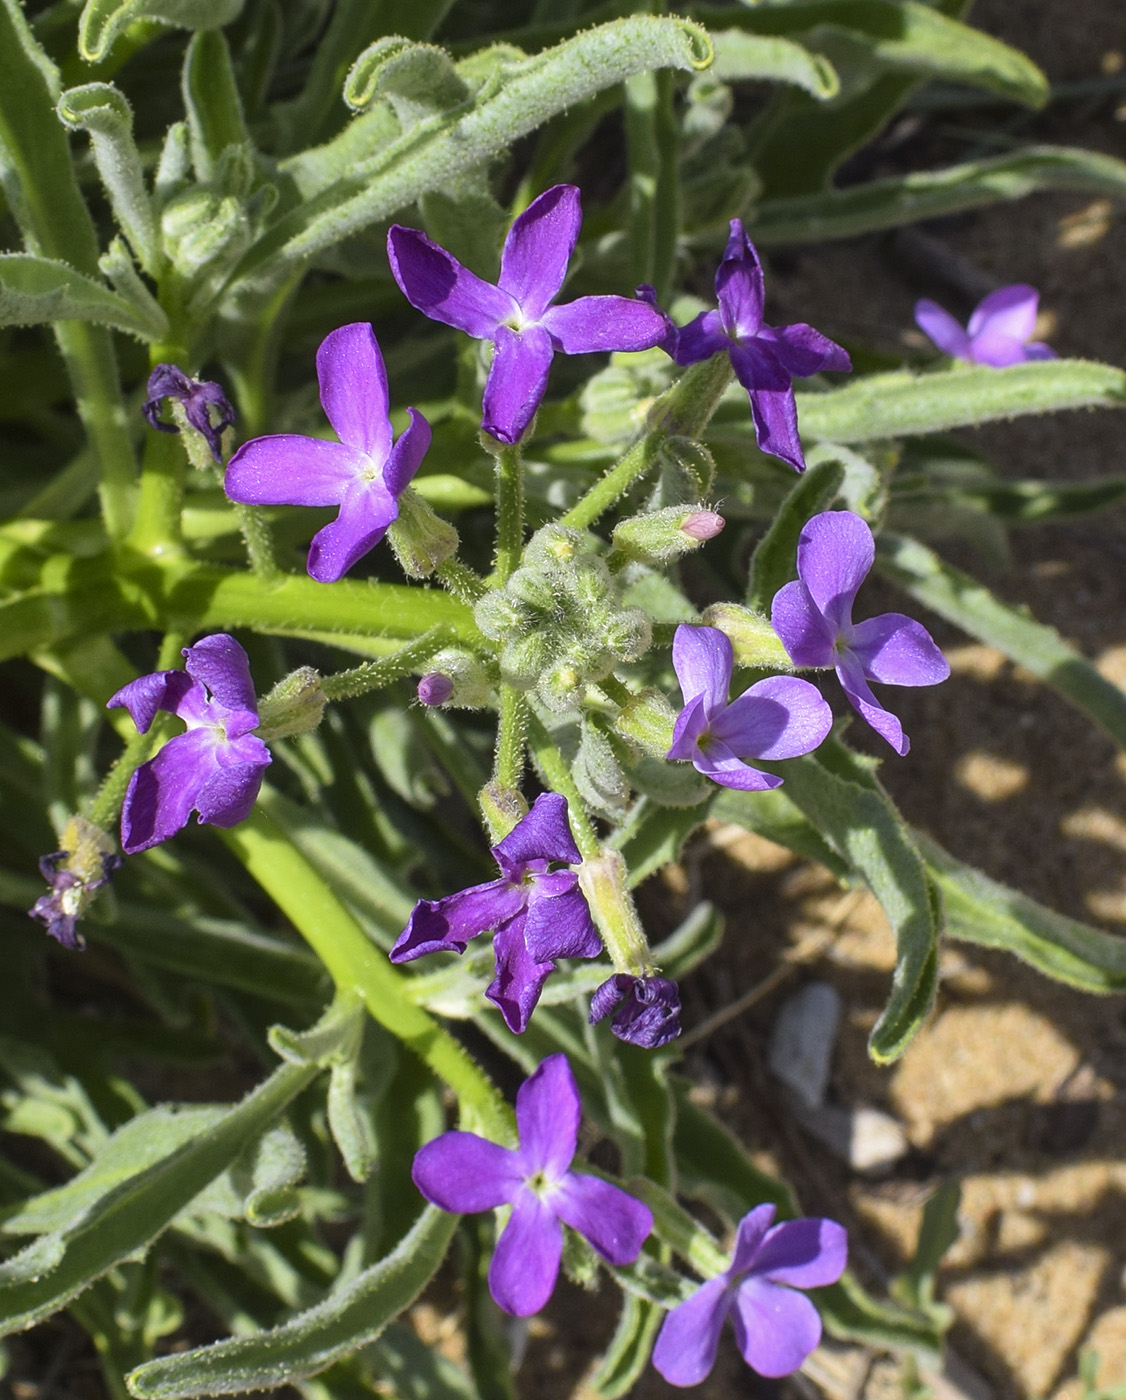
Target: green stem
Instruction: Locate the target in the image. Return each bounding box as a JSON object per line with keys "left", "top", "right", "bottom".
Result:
{"left": 125, "top": 426, "right": 186, "bottom": 560}
{"left": 320, "top": 627, "right": 454, "bottom": 702}
{"left": 525, "top": 712, "right": 601, "bottom": 862}
{"left": 598, "top": 674, "right": 633, "bottom": 708}
{"left": 436, "top": 557, "right": 488, "bottom": 604}
{"left": 492, "top": 443, "right": 524, "bottom": 583}
{"left": 494, "top": 684, "right": 528, "bottom": 792}
{"left": 232, "top": 500, "right": 278, "bottom": 579}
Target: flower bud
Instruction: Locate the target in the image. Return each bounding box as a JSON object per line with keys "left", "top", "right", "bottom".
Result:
{"left": 616, "top": 687, "right": 678, "bottom": 756}
{"left": 417, "top": 673, "right": 454, "bottom": 706}
{"left": 611, "top": 503, "right": 724, "bottom": 565}
{"left": 421, "top": 649, "right": 492, "bottom": 708}
{"left": 256, "top": 666, "right": 327, "bottom": 740}
{"left": 473, "top": 589, "right": 524, "bottom": 640}
{"left": 500, "top": 632, "right": 550, "bottom": 689}
{"left": 478, "top": 781, "right": 528, "bottom": 844}
{"left": 526, "top": 524, "right": 582, "bottom": 566}
{"left": 681, "top": 510, "right": 725, "bottom": 542}
{"left": 602, "top": 607, "right": 652, "bottom": 663}
{"left": 702, "top": 603, "right": 793, "bottom": 670}
{"left": 538, "top": 658, "right": 585, "bottom": 712}
{"left": 386, "top": 487, "right": 459, "bottom": 577}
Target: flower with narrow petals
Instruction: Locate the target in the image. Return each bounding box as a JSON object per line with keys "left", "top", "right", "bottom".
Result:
{"left": 107, "top": 635, "right": 271, "bottom": 854}
{"left": 671, "top": 221, "right": 851, "bottom": 471}
{"left": 143, "top": 364, "right": 236, "bottom": 464}
{"left": 770, "top": 511, "right": 950, "bottom": 755}
{"left": 390, "top": 793, "right": 602, "bottom": 1033}
{"left": 590, "top": 974, "right": 681, "bottom": 1049}
{"left": 224, "top": 323, "right": 431, "bottom": 583}
{"left": 914, "top": 284, "right": 1056, "bottom": 367}
{"left": 667, "top": 625, "right": 832, "bottom": 790}
{"left": 653, "top": 1202, "right": 847, "bottom": 1386}
{"left": 412, "top": 1054, "right": 652, "bottom": 1316}
{"left": 387, "top": 185, "right": 668, "bottom": 445}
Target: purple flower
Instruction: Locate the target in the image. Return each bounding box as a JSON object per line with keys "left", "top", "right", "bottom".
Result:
{"left": 652, "top": 1203, "right": 847, "bottom": 1385}
{"left": 390, "top": 792, "right": 602, "bottom": 1033}
{"left": 671, "top": 221, "right": 850, "bottom": 471}
{"left": 107, "top": 634, "right": 271, "bottom": 854}
{"left": 224, "top": 323, "right": 431, "bottom": 583}
{"left": 143, "top": 364, "right": 235, "bottom": 464}
{"left": 29, "top": 826, "right": 121, "bottom": 952}
{"left": 770, "top": 511, "right": 950, "bottom": 755}
{"left": 590, "top": 974, "right": 681, "bottom": 1049}
{"left": 667, "top": 625, "right": 832, "bottom": 790}
{"left": 914, "top": 285, "right": 1056, "bottom": 367}
{"left": 412, "top": 1053, "right": 653, "bottom": 1316}
{"left": 387, "top": 185, "right": 668, "bottom": 445}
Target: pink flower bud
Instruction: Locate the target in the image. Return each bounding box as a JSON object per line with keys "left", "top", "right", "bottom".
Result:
{"left": 680, "top": 510, "right": 725, "bottom": 542}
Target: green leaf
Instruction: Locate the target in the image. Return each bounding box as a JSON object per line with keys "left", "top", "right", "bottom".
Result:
{"left": 343, "top": 37, "right": 470, "bottom": 119}
{"left": 892, "top": 471, "right": 1126, "bottom": 525}
{"left": 876, "top": 532, "right": 1126, "bottom": 751}
{"left": 893, "top": 1179, "right": 960, "bottom": 1319}
{"left": 191, "top": 1121, "right": 307, "bottom": 1228}
{"left": 78, "top": 0, "right": 245, "bottom": 65}
{"left": 614, "top": 796, "right": 714, "bottom": 888}
{"left": 710, "top": 786, "right": 848, "bottom": 877}
{"left": 182, "top": 29, "right": 251, "bottom": 185}
{"left": 125, "top": 1206, "right": 457, "bottom": 1397}
{"left": 0, "top": 253, "right": 168, "bottom": 340}
{"left": 590, "top": 1293, "right": 664, "bottom": 1399}
{"left": 710, "top": 29, "right": 839, "bottom": 99}
{"left": 745, "top": 457, "right": 844, "bottom": 611}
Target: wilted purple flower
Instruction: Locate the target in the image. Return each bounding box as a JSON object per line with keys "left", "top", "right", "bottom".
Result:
{"left": 416, "top": 673, "right": 454, "bottom": 707}
{"left": 590, "top": 974, "right": 681, "bottom": 1049}
{"left": 770, "top": 511, "right": 950, "bottom": 755}
{"left": 107, "top": 635, "right": 271, "bottom": 854}
{"left": 413, "top": 1053, "right": 653, "bottom": 1316}
{"left": 667, "top": 625, "right": 832, "bottom": 790}
{"left": 224, "top": 323, "right": 431, "bottom": 583}
{"left": 671, "top": 221, "right": 851, "bottom": 471}
{"left": 28, "top": 817, "right": 121, "bottom": 951}
{"left": 652, "top": 1202, "right": 847, "bottom": 1385}
{"left": 390, "top": 793, "right": 602, "bottom": 1032}
{"left": 387, "top": 185, "right": 668, "bottom": 445}
{"left": 143, "top": 364, "right": 235, "bottom": 464}
{"left": 914, "top": 285, "right": 1056, "bottom": 367}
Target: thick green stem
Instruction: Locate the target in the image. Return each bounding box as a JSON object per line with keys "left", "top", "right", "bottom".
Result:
{"left": 436, "top": 557, "right": 488, "bottom": 604}
{"left": 492, "top": 443, "right": 524, "bottom": 583}
{"left": 598, "top": 674, "right": 634, "bottom": 708}
{"left": 232, "top": 500, "right": 278, "bottom": 579}
{"left": 125, "top": 427, "right": 186, "bottom": 560}
{"left": 493, "top": 684, "right": 528, "bottom": 792}
{"left": 320, "top": 628, "right": 454, "bottom": 702}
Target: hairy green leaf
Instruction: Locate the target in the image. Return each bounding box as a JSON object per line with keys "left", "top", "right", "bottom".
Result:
{"left": 0, "top": 254, "right": 167, "bottom": 340}
{"left": 78, "top": 0, "right": 244, "bottom": 64}
{"left": 710, "top": 29, "right": 839, "bottom": 99}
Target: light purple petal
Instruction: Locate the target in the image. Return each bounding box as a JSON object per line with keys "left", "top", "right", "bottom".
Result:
{"left": 651, "top": 1277, "right": 731, "bottom": 1387}
{"left": 524, "top": 885, "right": 602, "bottom": 961}
{"left": 514, "top": 1053, "right": 579, "bottom": 1179}
{"left": 966, "top": 328, "right": 1033, "bottom": 368}
{"left": 672, "top": 624, "right": 733, "bottom": 714}
{"left": 316, "top": 322, "right": 391, "bottom": 461}
{"left": 836, "top": 651, "right": 909, "bottom": 756}
{"left": 850, "top": 614, "right": 950, "bottom": 687}
{"left": 493, "top": 791, "right": 580, "bottom": 877}
{"left": 667, "top": 694, "right": 710, "bottom": 762}
{"left": 412, "top": 1131, "right": 522, "bottom": 1212}
{"left": 730, "top": 1203, "right": 777, "bottom": 1274}
{"left": 672, "top": 308, "right": 728, "bottom": 367}
{"left": 913, "top": 299, "right": 971, "bottom": 360}
{"left": 553, "top": 1172, "right": 652, "bottom": 1264}
{"left": 541, "top": 296, "right": 669, "bottom": 354}
{"left": 481, "top": 323, "right": 555, "bottom": 445}
{"left": 715, "top": 219, "right": 764, "bottom": 340}
{"left": 763, "top": 322, "right": 851, "bottom": 378}
{"left": 795, "top": 511, "right": 874, "bottom": 631}
{"left": 119, "top": 728, "right": 217, "bottom": 853}
{"left": 224, "top": 434, "right": 363, "bottom": 506}
{"left": 499, "top": 184, "right": 581, "bottom": 321}
{"left": 190, "top": 740, "right": 270, "bottom": 828}
{"left": 487, "top": 920, "right": 556, "bottom": 1033}
{"left": 489, "top": 1189, "right": 563, "bottom": 1316}
{"left": 1023, "top": 340, "right": 1056, "bottom": 361}
{"left": 753, "top": 1217, "right": 848, "bottom": 1289}
{"left": 182, "top": 634, "right": 258, "bottom": 729}
{"left": 771, "top": 580, "right": 838, "bottom": 668}
{"left": 731, "top": 1276, "right": 822, "bottom": 1378}
{"left": 107, "top": 670, "right": 196, "bottom": 734}
{"left": 306, "top": 477, "right": 399, "bottom": 583}
{"left": 382, "top": 407, "right": 431, "bottom": 499}
{"left": 387, "top": 225, "right": 515, "bottom": 338}
{"left": 692, "top": 739, "right": 781, "bottom": 792}
{"left": 389, "top": 878, "right": 525, "bottom": 962}
{"left": 712, "top": 676, "right": 831, "bottom": 760}
{"left": 967, "top": 284, "right": 1039, "bottom": 343}
{"left": 729, "top": 343, "right": 805, "bottom": 472}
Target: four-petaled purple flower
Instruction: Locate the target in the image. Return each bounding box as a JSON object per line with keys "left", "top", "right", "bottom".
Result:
{"left": 412, "top": 1053, "right": 653, "bottom": 1316}
{"left": 770, "top": 511, "right": 950, "bottom": 756}
{"left": 107, "top": 635, "right": 271, "bottom": 854}
{"left": 671, "top": 221, "right": 851, "bottom": 472}
{"left": 914, "top": 285, "right": 1056, "bottom": 367}
{"left": 390, "top": 792, "right": 602, "bottom": 1033}
{"left": 590, "top": 974, "right": 681, "bottom": 1049}
{"left": 387, "top": 185, "right": 669, "bottom": 445}
{"left": 653, "top": 1202, "right": 847, "bottom": 1385}
{"left": 668, "top": 625, "right": 832, "bottom": 790}
{"left": 143, "top": 364, "right": 236, "bottom": 464}
{"left": 224, "top": 323, "right": 431, "bottom": 583}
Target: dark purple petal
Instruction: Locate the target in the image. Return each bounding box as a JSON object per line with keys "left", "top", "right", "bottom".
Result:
{"left": 119, "top": 729, "right": 216, "bottom": 853}
{"left": 589, "top": 974, "right": 681, "bottom": 1049}
{"left": 541, "top": 296, "right": 669, "bottom": 354}
{"left": 190, "top": 737, "right": 271, "bottom": 827}
{"left": 836, "top": 651, "right": 909, "bottom": 756}
{"left": 144, "top": 365, "right": 235, "bottom": 462}
{"left": 382, "top": 407, "right": 431, "bottom": 499}
{"left": 849, "top": 614, "right": 950, "bottom": 687}
{"left": 667, "top": 694, "right": 710, "bottom": 763}
{"left": 967, "top": 284, "right": 1039, "bottom": 343}
{"left": 635, "top": 284, "right": 678, "bottom": 357}
{"left": 316, "top": 322, "right": 391, "bottom": 461}
{"left": 770, "top": 580, "right": 838, "bottom": 668}
{"left": 493, "top": 792, "right": 581, "bottom": 878}
{"left": 417, "top": 673, "right": 454, "bottom": 706}
{"left": 914, "top": 300, "right": 971, "bottom": 360}
{"left": 524, "top": 886, "right": 601, "bottom": 962}
{"left": 389, "top": 878, "right": 525, "bottom": 962}
{"left": 730, "top": 1276, "right": 822, "bottom": 1378}
{"left": 795, "top": 511, "right": 874, "bottom": 631}
{"left": 672, "top": 309, "right": 728, "bottom": 367}
{"left": 182, "top": 634, "right": 259, "bottom": 728}
{"left": 715, "top": 219, "right": 764, "bottom": 341}
{"left": 143, "top": 364, "right": 193, "bottom": 430}
{"left": 553, "top": 1171, "right": 653, "bottom": 1263}
{"left": 671, "top": 624, "right": 733, "bottom": 715}
{"left": 107, "top": 670, "right": 197, "bottom": 734}
{"left": 691, "top": 739, "right": 782, "bottom": 792}
{"left": 514, "top": 1053, "right": 579, "bottom": 1179}
{"left": 387, "top": 225, "right": 514, "bottom": 338}
{"left": 712, "top": 676, "right": 831, "bottom": 761}
{"left": 224, "top": 435, "right": 363, "bottom": 506}
{"left": 763, "top": 322, "right": 851, "bottom": 378}
{"left": 753, "top": 1217, "right": 848, "bottom": 1289}
{"left": 412, "top": 1131, "right": 522, "bottom": 1212}
{"left": 729, "top": 343, "right": 805, "bottom": 472}
{"left": 481, "top": 323, "right": 554, "bottom": 445}
{"left": 730, "top": 1203, "right": 777, "bottom": 1274}
{"left": 651, "top": 1277, "right": 731, "bottom": 1387}
{"left": 489, "top": 1190, "right": 563, "bottom": 1316}
{"left": 305, "top": 477, "right": 399, "bottom": 583}
{"left": 499, "top": 184, "right": 581, "bottom": 321}
{"left": 487, "top": 920, "right": 557, "bottom": 1033}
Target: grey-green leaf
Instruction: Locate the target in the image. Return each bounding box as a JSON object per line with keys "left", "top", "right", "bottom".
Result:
{"left": 710, "top": 29, "right": 838, "bottom": 99}
{"left": 78, "top": 0, "right": 245, "bottom": 65}
{"left": 0, "top": 253, "right": 168, "bottom": 339}
{"left": 745, "top": 457, "right": 844, "bottom": 611}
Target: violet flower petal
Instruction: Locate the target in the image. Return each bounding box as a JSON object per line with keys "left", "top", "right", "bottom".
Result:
{"left": 498, "top": 184, "right": 581, "bottom": 320}
{"left": 487, "top": 921, "right": 556, "bottom": 1033}
{"left": 968, "top": 283, "right": 1039, "bottom": 342}
{"left": 794, "top": 510, "right": 874, "bottom": 630}
{"left": 965, "top": 327, "right": 1032, "bottom": 368}
{"left": 589, "top": 975, "right": 682, "bottom": 1048}
{"left": 913, "top": 299, "right": 972, "bottom": 360}
{"left": 651, "top": 1276, "right": 731, "bottom": 1387}
{"left": 730, "top": 1203, "right": 777, "bottom": 1273}
{"left": 672, "top": 308, "right": 728, "bottom": 367}
{"left": 489, "top": 1190, "right": 563, "bottom": 1317}
{"left": 481, "top": 323, "right": 555, "bottom": 445}
{"left": 541, "top": 295, "right": 669, "bottom": 354}
{"left": 412, "top": 1132, "right": 523, "bottom": 1213}
{"left": 731, "top": 1276, "right": 823, "bottom": 1378}
{"left": 523, "top": 885, "right": 602, "bottom": 962}
{"left": 770, "top": 580, "right": 838, "bottom": 669}
{"left": 382, "top": 407, "right": 432, "bottom": 498}
{"left": 390, "top": 878, "right": 525, "bottom": 962}
{"left": 553, "top": 1172, "right": 653, "bottom": 1265}
{"left": 224, "top": 435, "right": 364, "bottom": 506}
{"left": 671, "top": 624, "right": 733, "bottom": 713}
{"left": 514, "top": 1052, "right": 579, "bottom": 1179}
{"left": 836, "top": 651, "right": 909, "bottom": 756}
{"left": 120, "top": 729, "right": 222, "bottom": 854}
{"left": 729, "top": 341, "right": 805, "bottom": 472}
{"left": 107, "top": 670, "right": 196, "bottom": 734}
{"left": 182, "top": 634, "right": 259, "bottom": 727}
{"left": 753, "top": 1217, "right": 848, "bottom": 1289}
{"left": 493, "top": 791, "right": 580, "bottom": 874}
{"left": 387, "top": 225, "right": 514, "bottom": 337}
{"left": 191, "top": 740, "right": 271, "bottom": 828}
{"left": 690, "top": 739, "right": 781, "bottom": 792}
{"left": 715, "top": 220, "right": 764, "bottom": 339}
{"left": 764, "top": 322, "right": 852, "bottom": 377}
{"left": 306, "top": 476, "right": 399, "bottom": 583}
{"left": 316, "top": 322, "right": 391, "bottom": 461}
{"left": 849, "top": 614, "right": 950, "bottom": 687}
{"left": 667, "top": 694, "right": 711, "bottom": 761}
{"left": 711, "top": 676, "right": 832, "bottom": 761}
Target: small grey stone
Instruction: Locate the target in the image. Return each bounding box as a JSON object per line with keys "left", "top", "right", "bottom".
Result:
{"left": 768, "top": 981, "right": 841, "bottom": 1110}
